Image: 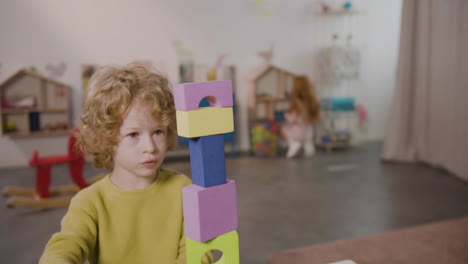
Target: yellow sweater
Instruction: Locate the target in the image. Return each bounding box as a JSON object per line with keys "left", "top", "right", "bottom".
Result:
{"left": 40, "top": 168, "right": 191, "bottom": 264}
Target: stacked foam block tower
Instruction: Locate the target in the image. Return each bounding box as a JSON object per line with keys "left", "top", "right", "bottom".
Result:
{"left": 174, "top": 80, "right": 240, "bottom": 264}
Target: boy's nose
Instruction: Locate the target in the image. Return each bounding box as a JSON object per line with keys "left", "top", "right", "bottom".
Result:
{"left": 143, "top": 135, "right": 157, "bottom": 153}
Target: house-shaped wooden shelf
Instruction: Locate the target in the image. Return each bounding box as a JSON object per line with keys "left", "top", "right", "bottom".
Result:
{"left": 248, "top": 64, "right": 296, "bottom": 120}
{"left": 0, "top": 69, "right": 71, "bottom": 137}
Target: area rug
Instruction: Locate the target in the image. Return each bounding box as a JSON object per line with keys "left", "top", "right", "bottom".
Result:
{"left": 267, "top": 217, "right": 468, "bottom": 264}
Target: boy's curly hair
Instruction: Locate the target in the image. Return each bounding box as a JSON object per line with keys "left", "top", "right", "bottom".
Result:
{"left": 78, "top": 65, "right": 177, "bottom": 170}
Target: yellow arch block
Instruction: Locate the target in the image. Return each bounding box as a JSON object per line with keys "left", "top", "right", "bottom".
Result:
{"left": 186, "top": 230, "right": 239, "bottom": 264}
{"left": 176, "top": 107, "right": 234, "bottom": 138}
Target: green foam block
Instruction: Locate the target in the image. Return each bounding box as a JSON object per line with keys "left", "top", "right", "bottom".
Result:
{"left": 186, "top": 230, "right": 239, "bottom": 264}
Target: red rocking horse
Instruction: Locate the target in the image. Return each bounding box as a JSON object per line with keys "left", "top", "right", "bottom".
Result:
{"left": 2, "top": 129, "right": 103, "bottom": 209}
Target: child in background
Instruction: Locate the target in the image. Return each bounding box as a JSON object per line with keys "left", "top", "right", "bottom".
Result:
{"left": 40, "top": 65, "right": 193, "bottom": 263}
{"left": 282, "top": 75, "right": 321, "bottom": 158}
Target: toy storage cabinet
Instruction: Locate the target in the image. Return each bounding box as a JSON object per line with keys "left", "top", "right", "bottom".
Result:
{"left": 248, "top": 65, "right": 296, "bottom": 156}
{"left": 0, "top": 70, "right": 71, "bottom": 137}
{"left": 312, "top": 5, "right": 367, "bottom": 151}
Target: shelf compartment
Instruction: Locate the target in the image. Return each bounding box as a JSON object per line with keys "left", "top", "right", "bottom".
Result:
{"left": 1, "top": 108, "right": 68, "bottom": 114}
{"left": 3, "top": 129, "right": 71, "bottom": 138}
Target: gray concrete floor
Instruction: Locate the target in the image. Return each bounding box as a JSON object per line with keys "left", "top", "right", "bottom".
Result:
{"left": 1, "top": 143, "right": 468, "bottom": 264}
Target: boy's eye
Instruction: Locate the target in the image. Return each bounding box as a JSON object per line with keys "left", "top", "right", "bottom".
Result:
{"left": 154, "top": 129, "right": 164, "bottom": 135}
{"left": 127, "top": 132, "right": 138, "bottom": 138}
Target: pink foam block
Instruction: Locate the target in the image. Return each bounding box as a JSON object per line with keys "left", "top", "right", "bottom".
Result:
{"left": 182, "top": 180, "right": 238, "bottom": 242}
{"left": 173, "top": 80, "right": 233, "bottom": 111}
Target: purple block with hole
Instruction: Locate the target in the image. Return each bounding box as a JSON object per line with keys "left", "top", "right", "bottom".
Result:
{"left": 173, "top": 80, "right": 233, "bottom": 111}
{"left": 182, "top": 180, "right": 238, "bottom": 242}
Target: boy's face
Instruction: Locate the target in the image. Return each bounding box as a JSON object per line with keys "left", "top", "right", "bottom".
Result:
{"left": 113, "top": 101, "right": 168, "bottom": 181}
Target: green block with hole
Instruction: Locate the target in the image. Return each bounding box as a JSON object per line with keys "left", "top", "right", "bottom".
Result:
{"left": 186, "top": 230, "right": 239, "bottom": 264}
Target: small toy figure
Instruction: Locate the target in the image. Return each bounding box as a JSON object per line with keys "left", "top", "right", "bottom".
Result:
{"left": 207, "top": 54, "right": 227, "bottom": 81}
{"left": 257, "top": 44, "right": 274, "bottom": 64}
{"left": 320, "top": 2, "right": 331, "bottom": 13}
{"left": 4, "top": 120, "right": 17, "bottom": 133}
{"left": 343, "top": 1, "right": 353, "bottom": 11}
{"left": 281, "top": 75, "right": 321, "bottom": 158}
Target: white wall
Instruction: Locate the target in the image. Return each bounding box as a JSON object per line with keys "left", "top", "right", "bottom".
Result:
{"left": 0, "top": 0, "right": 402, "bottom": 167}
{"left": 365, "top": 0, "right": 403, "bottom": 140}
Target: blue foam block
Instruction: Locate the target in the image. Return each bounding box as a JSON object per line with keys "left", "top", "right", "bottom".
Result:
{"left": 189, "top": 134, "right": 227, "bottom": 187}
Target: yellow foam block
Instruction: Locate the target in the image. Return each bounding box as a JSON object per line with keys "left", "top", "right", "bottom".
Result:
{"left": 186, "top": 230, "right": 239, "bottom": 264}
{"left": 176, "top": 107, "right": 234, "bottom": 138}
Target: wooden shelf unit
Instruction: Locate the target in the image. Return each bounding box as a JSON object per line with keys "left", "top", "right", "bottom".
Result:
{"left": 0, "top": 69, "right": 71, "bottom": 137}
{"left": 4, "top": 129, "right": 71, "bottom": 138}
{"left": 249, "top": 64, "right": 297, "bottom": 121}
{"left": 2, "top": 108, "right": 68, "bottom": 114}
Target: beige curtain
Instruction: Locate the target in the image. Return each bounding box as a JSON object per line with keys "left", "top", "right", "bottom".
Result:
{"left": 382, "top": 0, "right": 468, "bottom": 181}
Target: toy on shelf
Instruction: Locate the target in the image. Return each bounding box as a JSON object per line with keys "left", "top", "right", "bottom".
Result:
{"left": 320, "top": 2, "right": 331, "bottom": 14}
{"left": 1, "top": 98, "right": 9, "bottom": 108}
{"left": 252, "top": 0, "right": 280, "bottom": 18}
{"left": 343, "top": 1, "right": 353, "bottom": 11}
{"left": 81, "top": 64, "right": 98, "bottom": 103}
{"left": 316, "top": 128, "right": 352, "bottom": 152}
{"left": 207, "top": 54, "right": 227, "bottom": 81}
{"left": 250, "top": 121, "right": 280, "bottom": 157}
{"left": 3, "top": 120, "right": 17, "bottom": 133}
{"left": 317, "top": 0, "right": 359, "bottom": 15}
{"left": 356, "top": 103, "right": 368, "bottom": 128}
{"left": 174, "top": 80, "right": 239, "bottom": 263}
{"left": 173, "top": 40, "right": 194, "bottom": 83}
{"left": 321, "top": 97, "right": 356, "bottom": 111}
{"left": 2, "top": 129, "right": 103, "bottom": 209}
{"left": 257, "top": 44, "right": 274, "bottom": 64}
{"left": 42, "top": 121, "right": 69, "bottom": 133}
